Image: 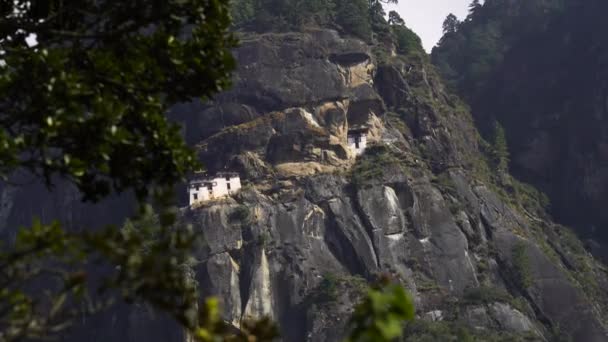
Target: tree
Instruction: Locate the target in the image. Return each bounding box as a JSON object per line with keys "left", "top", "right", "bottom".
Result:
{"left": 230, "top": 0, "right": 336, "bottom": 32}
{"left": 388, "top": 10, "right": 405, "bottom": 26}
{"left": 392, "top": 25, "right": 423, "bottom": 55}
{"left": 0, "top": 1, "right": 416, "bottom": 340}
{"left": 335, "top": 0, "right": 373, "bottom": 40}
{"left": 369, "top": 0, "right": 399, "bottom": 8}
{"left": 0, "top": 1, "right": 248, "bottom": 340}
{"left": 468, "top": 0, "right": 482, "bottom": 15}
{"left": 231, "top": 0, "right": 256, "bottom": 28}
{"left": 442, "top": 13, "right": 460, "bottom": 34}
{"left": 369, "top": 0, "right": 398, "bottom": 25}
{"left": 346, "top": 277, "right": 414, "bottom": 342}
{"left": 492, "top": 121, "right": 509, "bottom": 172}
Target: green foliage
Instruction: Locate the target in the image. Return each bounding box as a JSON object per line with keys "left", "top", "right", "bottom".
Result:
{"left": 403, "top": 320, "right": 475, "bottom": 342}
{"left": 0, "top": 206, "right": 202, "bottom": 341}
{"left": 435, "top": 0, "right": 608, "bottom": 247}
{"left": 319, "top": 273, "right": 340, "bottom": 301}
{"left": 230, "top": 205, "right": 252, "bottom": 225}
{"left": 230, "top": 0, "right": 425, "bottom": 59}
{"left": 463, "top": 285, "right": 511, "bottom": 305}
{"left": 392, "top": 25, "right": 423, "bottom": 55}
{"left": 1, "top": 0, "right": 237, "bottom": 202}
{"left": 346, "top": 280, "right": 415, "bottom": 342}
{"left": 0, "top": 1, "right": 267, "bottom": 341}
{"left": 388, "top": 11, "right": 405, "bottom": 26}
{"left": 559, "top": 227, "right": 586, "bottom": 255}
{"left": 317, "top": 274, "right": 370, "bottom": 303}
{"left": 468, "top": 0, "right": 482, "bottom": 15}
{"left": 512, "top": 242, "right": 533, "bottom": 289}
{"left": 231, "top": 0, "right": 336, "bottom": 32}
{"left": 432, "top": 172, "right": 457, "bottom": 195}
{"left": 351, "top": 145, "right": 402, "bottom": 185}
{"left": 257, "top": 231, "right": 271, "bottom": 247}
{"left": 442, "top": 14, "right": 460, "bottom": 34}
{"left": 230, "top": 0, "right": 402, "bottom": 41}
{"left": 432, "top": 0, "right": 567, "bottom": 98}
{"left": 509, "top": 180, "right": 550, "bottom": 215}
{"left": 334, "top": 0, "right": 373, "bottom": 41}
{"left": 230, "top": 0, "right": 256, "bottom": 27}
{"left": 403, "top": 320, "right": 541, "bottom": 342}
{"left": 416, "top": 279, "right": 441, "bottom": 293}
{"left": 491, "top": 121, "right": 509, "bottom": 172}
{"left": 475, "top": 135, "right": 549, "bottom": 217}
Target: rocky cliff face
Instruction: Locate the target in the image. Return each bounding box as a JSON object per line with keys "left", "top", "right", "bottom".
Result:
{"left": 169, "top": 29, "right": 608, "bottom": 341}
{"left": 10, "top": 25, "right": 606, "bottom": 341}
{"left": 431, "top": 0, "right": 608, "bottom": 251}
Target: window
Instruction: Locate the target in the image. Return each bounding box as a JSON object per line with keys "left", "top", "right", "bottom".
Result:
{"left": 207, "top": 184, "right": 213, "bottom": 190}
{"left": 193, "top": 193, "right": 198, "bottom": 200}
{"left": 227, "top": 182, "right": 231, "bottom": 190}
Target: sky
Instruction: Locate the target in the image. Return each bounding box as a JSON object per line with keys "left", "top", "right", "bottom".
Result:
{"left": 386, "top": 0, "right": 471, "bottom": 52}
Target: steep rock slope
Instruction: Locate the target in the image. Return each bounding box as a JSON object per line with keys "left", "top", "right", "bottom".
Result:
{"left": 432, "top": 0, "right": 608, "bottom": 246}
{"left": 176, "top": 29, "right": 608, "bottom": 341}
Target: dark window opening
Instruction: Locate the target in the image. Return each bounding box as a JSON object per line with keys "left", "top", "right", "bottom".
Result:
{"left": 227, "top": 182, "right": 231, "bottom": 190}
{"left": 353, "top": 134, "right": 361, "bottom": 148}
{"left": 193, "top": 193, "right": 198, "bottom": 200}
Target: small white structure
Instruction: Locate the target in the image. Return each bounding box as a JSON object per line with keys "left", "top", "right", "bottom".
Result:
{"left": 188, "top": 172, "right": 242, "bottom": 205}
{"left": 347, "top": 126, "right": 369, "bottom": 155}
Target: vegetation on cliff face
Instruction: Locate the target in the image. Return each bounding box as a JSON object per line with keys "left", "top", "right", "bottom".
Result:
{"left": 190, "top": 14, "right": 606, "bottom": 341}
{"left": 432, "top": 0, "right": 608, "bottom": 244}
{"left": 229, "top": 0, "right": 418, "bottom": 48}
{"left": 432, "top": 0, "right": 566, "bottom": 101}
{"left": 0, "top": 0, "right": 240, "bottom": 340}
{"left": 0, "top": 1, "right": 419, "bottom": 341}
{"left": 3, "top": 0, "right": 608, "bottom": 341}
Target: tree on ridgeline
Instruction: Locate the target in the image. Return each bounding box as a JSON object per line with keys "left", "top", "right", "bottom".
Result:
{"left": 442, "top": 13, "right": 460, "bottom": 34}
{"left": 468, "top": 0, "right": 482, "bottom": 16}
{"left": 388, "top": 11, "right": 423, "bottom": 55}
{"left": 388, "top": 10, "right": 406, "bottom": 26}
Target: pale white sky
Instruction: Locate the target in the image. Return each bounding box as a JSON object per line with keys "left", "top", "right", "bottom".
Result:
{"left": 386, "top": 0, "right": 471, "bottom": 52}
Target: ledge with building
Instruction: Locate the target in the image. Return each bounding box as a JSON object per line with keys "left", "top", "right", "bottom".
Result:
{"left": 347, "top": 125, "right": 369, "bottom": 156}
{"left": 188, "top": 172, "right": 242, "bottom": 206}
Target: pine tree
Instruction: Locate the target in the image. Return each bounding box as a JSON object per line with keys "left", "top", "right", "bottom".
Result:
{"left": 388, "top": 10, "right": 405, "bottom": 26}
{"left": 468, "top": 0, "right": 482, "bottom": 14}
{"left": 492, "top": 121, "right": 510, "bottom": 172}
{"left": 335, "top": 0, "right": 372, "bottom": 40}
{"left": 442, "top": 13, "right": 460, "bottom": 34}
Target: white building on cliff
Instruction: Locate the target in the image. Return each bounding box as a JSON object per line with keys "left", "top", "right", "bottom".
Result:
{"left": 188, "top": 172, "right": 242, "bottom": 205}
{"left": 347, "top": 125, "right": 369, "bottom": 155}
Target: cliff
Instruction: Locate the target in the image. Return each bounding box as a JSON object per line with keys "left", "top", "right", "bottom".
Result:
{"left": 169, "top": 29, "right": 608, "bottom": 341}
{"left": 432, "top": 0, "right": 608, "bottom": 252}
{"left": 3, "top": 10, "right": 607, "bottom": 341}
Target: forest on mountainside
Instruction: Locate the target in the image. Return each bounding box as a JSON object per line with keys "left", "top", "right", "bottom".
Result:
{"left": 432, "top": 0, "right": 608, "bottom": 248}
{"left": 4, "top": 0, "right": 608, "bottom": 341}
{"left": 229, "top": 0, "right": 422, "bottom": 55}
